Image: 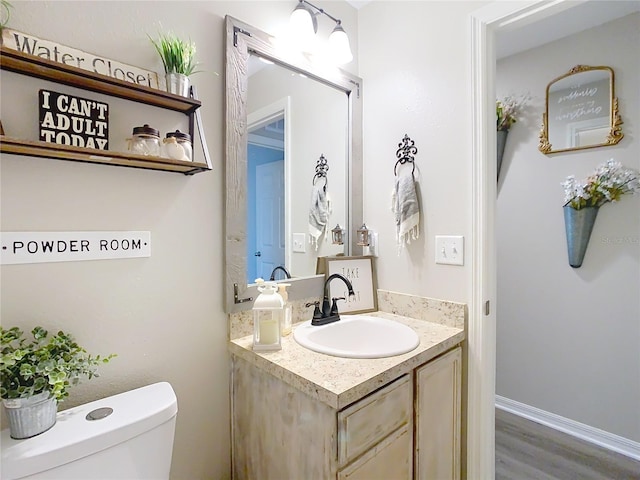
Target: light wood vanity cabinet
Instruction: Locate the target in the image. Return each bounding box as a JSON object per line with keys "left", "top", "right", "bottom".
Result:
{"left": 231, "top": 345, "right": 462, "bottom": 480}
{"left": 415, "top": 346, "right": 462, "bottom": 480}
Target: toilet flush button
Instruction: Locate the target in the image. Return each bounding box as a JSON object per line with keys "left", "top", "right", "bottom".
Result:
{"left": 86, "top": 407, "right": 113, "bottom": 421}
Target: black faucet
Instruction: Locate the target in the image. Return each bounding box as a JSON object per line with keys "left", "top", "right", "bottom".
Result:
{"left": 269, "top": 265, "right": 291, "bottom": 281}
{"left": 306, "top": 273, "right": 355, "bottom": 326}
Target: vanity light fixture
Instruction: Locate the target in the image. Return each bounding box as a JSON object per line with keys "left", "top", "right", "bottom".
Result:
{"left": 289, "top": 0, "right": 353, "bottom": 64}
{"left": 356, "top": 223, "right": 370, "bottom": 247}
{"left": 331, "top": 224, "right": 345, "bottom": 245}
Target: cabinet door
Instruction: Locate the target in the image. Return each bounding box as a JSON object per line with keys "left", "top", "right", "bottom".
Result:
{"left": 337, "top": 425, "right": 412, "bottom": 480}
{"left": 415, "top": 346, "right": 462, "bottom": 480}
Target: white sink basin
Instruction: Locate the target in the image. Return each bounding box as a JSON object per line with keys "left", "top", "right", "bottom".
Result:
{"left": 293, "top": 315, "right": 419, "bottom": 359}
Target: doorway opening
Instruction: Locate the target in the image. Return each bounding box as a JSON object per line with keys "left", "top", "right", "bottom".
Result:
{"left": 248, "top": 115, "right": 286, "bottom": 281}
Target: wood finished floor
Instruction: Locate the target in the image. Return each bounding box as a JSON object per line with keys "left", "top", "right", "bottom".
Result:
{"left": 495, "top": 409, "right": 640, "bottom": 480}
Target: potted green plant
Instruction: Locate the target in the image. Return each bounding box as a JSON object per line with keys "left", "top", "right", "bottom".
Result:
{"left": 561, "top": 159, "right": 640, "bottom": 267}
{"left": 1, "top": 326, "right": 115, "bottom": 439}
{"left": 149, "top": 31, "right": 199, "bottom": 97}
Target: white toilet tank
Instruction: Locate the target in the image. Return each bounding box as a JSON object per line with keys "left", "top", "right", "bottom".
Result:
{"left": 1, "top": 382, "right": 178, "bottom": 480}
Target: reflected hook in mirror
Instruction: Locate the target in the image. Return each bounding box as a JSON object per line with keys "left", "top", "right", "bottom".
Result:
{"left": 539, "top": 65, "right": 623, "bottom": 155}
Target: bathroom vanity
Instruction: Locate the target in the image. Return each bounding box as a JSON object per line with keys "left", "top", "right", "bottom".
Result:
{"left": 229, "top": 311, "right": 464, "bottom": 479}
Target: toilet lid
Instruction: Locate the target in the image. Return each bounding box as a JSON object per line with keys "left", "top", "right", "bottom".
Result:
{"left": 1, "top": 382, "right": 177, "bottom": 480}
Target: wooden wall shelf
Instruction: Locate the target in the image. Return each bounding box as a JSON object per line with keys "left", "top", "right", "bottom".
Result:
{"left": 0, "top": 46, "right": 201, "bottom": 113}
{"left": 0, "top": 136, "right": 209, "bottom": 175}
{"left": 0, "top": 46, "right": 211, "bottom": 175}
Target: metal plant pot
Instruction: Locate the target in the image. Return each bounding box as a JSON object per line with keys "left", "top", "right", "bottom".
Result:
{"left": 564, "top": 205, "right": 599, "bottom": 268}
{"left": 2, "top": 391, "right": 57, "bottom": 439}
{"left": 166, "top": 73, "right": 190, "bottom": 97}
{"left": 497, "top": 130, "right": 508, "bottom": 181}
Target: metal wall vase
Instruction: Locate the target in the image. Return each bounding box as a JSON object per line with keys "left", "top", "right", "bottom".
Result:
{"left": 497, "top": 130, "right": 508, "bottom": 181}
{"left": 563, "top": 206, "right": 599, "bottom": 268}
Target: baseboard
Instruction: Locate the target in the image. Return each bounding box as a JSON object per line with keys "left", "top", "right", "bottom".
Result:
{"left": 495, "top": 395, "right": 640, "bottom": 461}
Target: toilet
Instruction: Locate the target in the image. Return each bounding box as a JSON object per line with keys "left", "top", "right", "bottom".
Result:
{"left": 1, "top": 382, "right": 178, "bottom": 480}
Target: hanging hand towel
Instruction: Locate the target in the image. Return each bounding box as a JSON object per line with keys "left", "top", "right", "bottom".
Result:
{"left": 309, "top": 183, "right": 329, "bottom": 250}
{"left": 391, "top": 169, "right": 420, "bottom": 253}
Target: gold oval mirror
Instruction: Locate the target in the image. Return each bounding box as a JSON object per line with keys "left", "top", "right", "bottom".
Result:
{"left": 539, "top": 65, "right": 623, "bottom": 154}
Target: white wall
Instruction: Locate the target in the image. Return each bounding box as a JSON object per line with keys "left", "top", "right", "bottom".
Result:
{"left": 0, "top": 1, "right": 358, "bottom": 478}
{"left": 358, "top": 1, "right": 490, "bottom": 303}
{"left": 496, "top": 13, "right": 640, "bottom": 442}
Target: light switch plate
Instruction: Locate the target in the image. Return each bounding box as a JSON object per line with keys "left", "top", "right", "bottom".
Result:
{"left": 293, "top": 233, "right": 306, "bottom": 253}
{"left": 435, "top": 235, "right": 464, "bottom": 266}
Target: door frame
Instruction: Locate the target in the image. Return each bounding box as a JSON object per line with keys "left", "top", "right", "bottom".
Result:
{"left": 468, "top": 1, "right": 583, "bottom": 477}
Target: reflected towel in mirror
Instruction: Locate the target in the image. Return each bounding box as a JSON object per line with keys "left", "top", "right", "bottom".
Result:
{"left": 392, "top": 169, "right": 420, "bottom": 253}
{"left": 309, "top": 183, "right": 330, "bottom": 250}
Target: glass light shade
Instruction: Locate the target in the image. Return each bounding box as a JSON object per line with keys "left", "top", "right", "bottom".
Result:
{"left": 329, "top": 23, "right": 353, "bottom": 65}
{"left": 331, "top": 224, "right": 345, "bottom": 245}
{"left": 290, "top": 3, "right": 316, "bottom": 46}
{"left": 356, "top": 223, "right": 370, "bottom": 246}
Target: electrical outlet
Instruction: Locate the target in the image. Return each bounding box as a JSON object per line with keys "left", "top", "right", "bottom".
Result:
{"left": 435, "top": 235, "right": 464, "bottom": 266}
{"left": 293, "top": 233, "right": 306, "bottom": 253}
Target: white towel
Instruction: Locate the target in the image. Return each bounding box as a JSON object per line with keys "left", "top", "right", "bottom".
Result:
{"left": 391, "top": 169, "right": 420, "bottom": 253}
{"left": 309, "top": 183, "right": 330, "bottom": 250}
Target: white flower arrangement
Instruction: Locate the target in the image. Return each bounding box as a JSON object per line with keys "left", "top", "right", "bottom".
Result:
{"left": 562, "top": 159, "right": 640, "bottom": 210}
{"left": 496, "top": 93, "right": 531, "bottom": 132}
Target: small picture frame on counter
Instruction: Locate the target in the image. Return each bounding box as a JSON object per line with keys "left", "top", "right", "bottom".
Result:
{"left": 325, "top": 255, "right": 377, "bottom": 314}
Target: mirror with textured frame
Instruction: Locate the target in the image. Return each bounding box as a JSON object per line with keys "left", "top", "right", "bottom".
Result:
{"left": 225, "top": 16, "right": 363, "bottom": 313}
{"left": 539, "top": 65, "right": 623, "bottom": 154}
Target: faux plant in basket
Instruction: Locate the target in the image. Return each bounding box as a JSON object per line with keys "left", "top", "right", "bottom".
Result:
{"left": 1, "top": 326, "right": 115, "bottom": 439}
{"left": 149, "top": 30, "right": 200, "bottom": 97}
{"left": 496, "top": 94, "right": 530, "bottom": 180}
{"left": 561, "top": 159, "right": 640, "bottom": 268}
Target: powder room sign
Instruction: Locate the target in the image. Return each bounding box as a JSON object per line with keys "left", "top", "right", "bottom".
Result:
{"left": 2, "top": 28, "right": 160, "bottom": 89}
{"left": 0, "top": 231, "right": 151, "bottom": 265}
{"left": 39, "top": 89, "right": 109, "bottom": 150}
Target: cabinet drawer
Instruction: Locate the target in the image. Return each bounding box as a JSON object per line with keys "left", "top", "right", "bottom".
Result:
{"left": 338, "top": 425, "right": 412, "bottom": 480}
{"left": 338, "top": 374, "right": 412, "bottom": 466}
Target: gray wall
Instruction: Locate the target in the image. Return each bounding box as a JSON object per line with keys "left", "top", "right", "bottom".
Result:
{"left": 0, "top": 2, "right": 358, "bottom": 478}
{"left": 496, "top": 13, "right": 640, "bottom": 442}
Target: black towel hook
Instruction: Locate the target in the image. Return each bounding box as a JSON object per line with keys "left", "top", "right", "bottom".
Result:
{"left": 312, "top": 154, "right": 329, "bottom": 191}
{"left": 394, "top": 134, "right": 417, "bottom": 176}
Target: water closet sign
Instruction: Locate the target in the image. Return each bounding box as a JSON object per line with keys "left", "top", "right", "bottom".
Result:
{"left": 39, "top": 89, "right": 109, "bottom": 150}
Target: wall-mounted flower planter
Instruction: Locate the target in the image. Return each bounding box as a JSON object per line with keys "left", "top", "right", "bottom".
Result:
{"left": 564, "top": 206, "right": 599, "bottom": 268}
{"left": 497, "top": 130, "right": 508, "bottom": 181}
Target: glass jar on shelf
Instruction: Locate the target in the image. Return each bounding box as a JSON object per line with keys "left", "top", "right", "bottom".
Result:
{"left": 164, "top": 130, "right": 192, "bottom": 161}
{"left": 127, "top": 124, "right": 160, "bottom": 156}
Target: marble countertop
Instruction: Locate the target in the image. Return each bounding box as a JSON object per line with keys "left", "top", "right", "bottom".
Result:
{"left": 229, "top": 311, "right": 465, "bottom": 410}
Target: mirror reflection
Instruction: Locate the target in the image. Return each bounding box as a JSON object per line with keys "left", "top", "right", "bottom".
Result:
{"left": 539, "top": 65, "right": 623, "bottom": 154}
{"left": 247, "top": 55, "right": 348, "bottom": 282}
{"left": 225, "top": 15, "right": 363, "bottom": 313}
